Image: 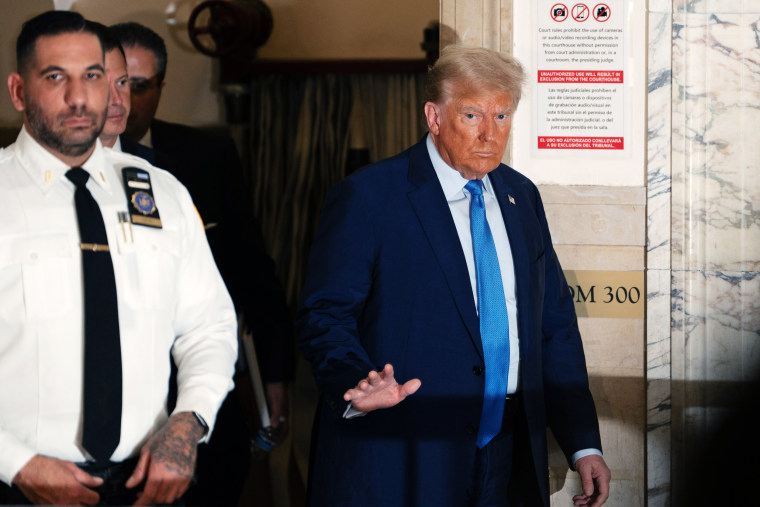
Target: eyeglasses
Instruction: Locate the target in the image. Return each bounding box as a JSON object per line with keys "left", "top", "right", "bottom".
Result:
{"left": 129, "top": 75, "right": 162, "bottom": 95}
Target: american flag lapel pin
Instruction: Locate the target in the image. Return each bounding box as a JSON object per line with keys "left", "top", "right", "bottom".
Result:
{"left": 508, "top": 194, "right": 516, "bottom": 205}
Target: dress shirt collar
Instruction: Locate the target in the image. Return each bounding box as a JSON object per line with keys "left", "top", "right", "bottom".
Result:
{"left": 425, "top": 133, "right": 496, "bottom": 202}
{"left": 14, "top": 125, "right": 114, "bottom": 195}
{"left": 112, "top": 136, "right": 123, "bottom": 152}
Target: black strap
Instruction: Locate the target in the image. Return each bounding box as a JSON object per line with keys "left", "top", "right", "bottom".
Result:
{"left": 66, "top": 167, "right": 122, "bottom": 465}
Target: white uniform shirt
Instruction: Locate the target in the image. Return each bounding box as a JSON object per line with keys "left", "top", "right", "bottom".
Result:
{"left": 0, "top": 127, "right": 238, "bottom": 484}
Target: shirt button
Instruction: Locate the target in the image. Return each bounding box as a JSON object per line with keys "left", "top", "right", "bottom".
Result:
{"left": 29, "top": 252, "right": 38, "bottom": 262}
{"left": 472, "top": 366, "right": 483, "bottom": 376}
{"left": 465, "top": 423, "right": 477, "bottom": 435}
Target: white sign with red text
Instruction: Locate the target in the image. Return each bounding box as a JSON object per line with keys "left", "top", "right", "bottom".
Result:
{"left": 536, "top": 0, "right": 626, "bottom": 153}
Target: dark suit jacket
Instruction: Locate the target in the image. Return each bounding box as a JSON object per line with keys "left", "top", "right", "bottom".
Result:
{"left": 121, "top": 120, "right": 293, "bottom": 382}
{"left": 296, "top": 138, "right": 601, "bottom": 506}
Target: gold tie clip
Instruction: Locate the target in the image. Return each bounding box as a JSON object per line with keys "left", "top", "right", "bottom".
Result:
{"left": 80, "top": 243, "right": 110, "bottom": 252}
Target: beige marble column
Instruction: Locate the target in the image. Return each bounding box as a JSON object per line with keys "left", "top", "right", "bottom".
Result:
{"left": 440, "top": 0, "right": 512, "bottom": 53}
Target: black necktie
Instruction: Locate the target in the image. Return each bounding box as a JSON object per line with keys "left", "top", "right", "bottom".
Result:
{"left": 66, "top": 167, "right": 122, "bottom": 464}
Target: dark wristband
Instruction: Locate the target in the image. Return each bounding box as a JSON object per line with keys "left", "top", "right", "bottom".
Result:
{"left": 192, "top": 411, "right": 209, "bottom": 439}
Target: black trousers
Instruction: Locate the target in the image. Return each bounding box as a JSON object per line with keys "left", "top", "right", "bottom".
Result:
{"left": 0, "top": 458, "right": 184, "bottom": 506}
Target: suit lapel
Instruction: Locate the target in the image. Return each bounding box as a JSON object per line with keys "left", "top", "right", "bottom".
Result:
{"left": 405, "top": 140, "right": 483, "bottom": 358}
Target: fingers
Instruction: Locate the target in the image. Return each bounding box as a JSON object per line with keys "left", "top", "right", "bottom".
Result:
{"left": 572, "top": 494, "right": 590, "bottom": 506}
{"left": 14, "top": 456, "right": 101, "bottom": 506}
{"left": 581, "top": 468, "right": 595, "bottom": 497}
{"left": 590, "top": 478, "right": 610, "bottom": 507}
{"left": 367, "top": 369, "right": 382, "bottom": 386}
{"left": 269, "top": 404, "right": 282, "bottom": 428}
{"left": 573, "top": 455, "right": 611, "bottom": 507}
{"left": 343, "top": 365, "right": 420, "bottom": 413}
{"left": 79, "top": 485, "right": 101, "bottom": 506}
{"left": 133, "top": 464, "right": 190, "bottom": 506}
{"left": 575, "top": 455, "right": 597, "bottom": 496}
{"left": 67, "top": 463, "right": 103, "bottom": 489}
{"left": 401, "top": 378, "right": 422, "bottom": 397}
{"left": 344, "top": 366, "right": 387, "bottom": 401}
{"left": 124, "top": 447, "right": 150, "bottom": 489}
{"left": 265, "top": 382, "right": 287, "bottom": 428}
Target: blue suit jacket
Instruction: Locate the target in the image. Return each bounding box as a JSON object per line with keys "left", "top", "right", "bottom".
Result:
{"left": 297, "top": 138, "right": 601, "bottom": 506}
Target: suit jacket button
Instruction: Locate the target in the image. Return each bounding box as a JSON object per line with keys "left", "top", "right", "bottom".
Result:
{"left": 472, "top": 366, "right": 483, "bottom": 376}
{"left": 465, "top": 423, "right": 477, "bottom": 435}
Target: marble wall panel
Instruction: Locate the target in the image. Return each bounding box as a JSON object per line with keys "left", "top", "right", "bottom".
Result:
{"left": 540, "top": 186, "right": 647, "bottom": 205}
{"left": 545, "top": 203, "right": 646, "bottom": 246}
{"left": 580, "top": 318, "right": 644, "bottom": 376}
{"left": 672, "top": 12, "right": 760, "bottom": 272}
{"left": 647, "top": 11, "right": 673, "bottom": 272}
{"left": 646, "top": 6, "right": 674, "bottom": 502}
{"left": 555, "top": 245, "right": 644, "bottom": 270}
{"left": 668, "top": 6, "right": 760, "bottom": 504}
{"left": 540, "top": 186, "right": 647, "bottom": 247}
{"left": 456, "top": 0, "right": 484, "bottom": 47}
{"left": 675, "top": 0, "right": 753, "bottom": 13}
{"left": 549, "top": 365, "right": 645, "bottom": 506}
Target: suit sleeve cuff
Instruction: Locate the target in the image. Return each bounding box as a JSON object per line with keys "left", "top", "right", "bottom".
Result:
{"left": 173, "top": 382, "right": 231, "bottom": 443}
{"left": 0, "top": 431, "right": 36, "bottom": 486}
{"left": 342, "top": 403, "right": 367, "bottom": 419}
{"left": 572, "top": 448, "right": 602, "bottom": 467}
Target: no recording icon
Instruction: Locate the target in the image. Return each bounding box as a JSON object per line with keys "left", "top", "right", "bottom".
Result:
{"left": 551, "top": 2, "right": 611, "bottom": 22}
{"left": 550, "top": 3, "right": 568, "bottom": 21}
{"left": 594, "top": 3, "right": 611, "bottom": 21}
{"left": 571, "top": 4, "right": 589, "bottom": 22}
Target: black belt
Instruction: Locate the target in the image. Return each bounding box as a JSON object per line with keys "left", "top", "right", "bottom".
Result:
{"left": 77, "top": 455, "right": 138, "bottom": 478}
{"left": 75, "top": 457, "right": 140, "bottom": 503}
{"left": 502, "top": 392, "right": 522, "bottom": 427}
{"left": 0, "top": 457, "right": 141, "bottom": 506}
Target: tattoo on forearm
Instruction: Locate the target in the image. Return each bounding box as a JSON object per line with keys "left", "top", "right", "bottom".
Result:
{"left": 149, "top": 416, "right": 201, "bottom": 478}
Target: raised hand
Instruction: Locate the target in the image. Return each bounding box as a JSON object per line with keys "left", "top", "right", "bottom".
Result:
{"left": 343, "top": 363, "right": 421, "bottom": 413}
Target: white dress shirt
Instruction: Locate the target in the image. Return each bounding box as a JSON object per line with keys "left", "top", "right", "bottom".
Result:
{"left": 0, "top": 127, "right": 238, "bottom": 485}
{"left": 426, "top": 134, "right": 520, "bottom": 394}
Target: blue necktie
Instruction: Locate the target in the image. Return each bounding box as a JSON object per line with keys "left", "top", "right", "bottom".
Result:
{"left": 465, "top": 180, "right": 509, "bottom": 449}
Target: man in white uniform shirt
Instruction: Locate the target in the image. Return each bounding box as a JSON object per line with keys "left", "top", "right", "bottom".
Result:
{"left": 0, "top": 11, "right": 237, "bottom": 506}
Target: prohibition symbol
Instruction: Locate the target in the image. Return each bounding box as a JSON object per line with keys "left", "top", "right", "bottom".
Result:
{"left": 572, "top": 3, "right": 589, "bottom": 22}
{"left": 550, "top": 4, "right": 568, "bottom": 22}
{"left": 594, "top": 3, "right": 611, "bottom": 21}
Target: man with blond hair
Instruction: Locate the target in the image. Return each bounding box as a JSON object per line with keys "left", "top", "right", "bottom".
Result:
{"left": 298, "top": 46, "right": 610, "bottom": 507}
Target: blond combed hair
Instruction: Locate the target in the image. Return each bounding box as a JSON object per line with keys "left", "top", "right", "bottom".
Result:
{"left": 424, "top": 45, "right": 526, "bottom": 107}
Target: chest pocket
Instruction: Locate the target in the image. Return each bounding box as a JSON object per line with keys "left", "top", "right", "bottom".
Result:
{"left": 0, "top": 234, "right": 74, "bottom": 323}
{"left": 114, "top": 225, "right": 182, "bottom": 310}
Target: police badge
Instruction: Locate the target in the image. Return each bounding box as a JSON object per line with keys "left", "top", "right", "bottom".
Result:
{"left": 122, "top": 167, "right": 162, "bottom": 228}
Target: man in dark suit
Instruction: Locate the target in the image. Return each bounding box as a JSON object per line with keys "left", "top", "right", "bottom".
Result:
{"left": 297, "top": 46, "right": 610, "bottom": 507}
{"left": 110, "top": 21, "right": 293, "bottom": 507}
